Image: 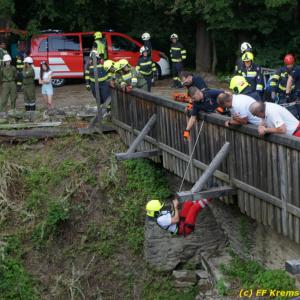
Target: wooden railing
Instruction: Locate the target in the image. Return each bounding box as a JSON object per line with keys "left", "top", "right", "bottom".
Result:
{"left": 111, "top": 88, "right": 300, "bottom": 244}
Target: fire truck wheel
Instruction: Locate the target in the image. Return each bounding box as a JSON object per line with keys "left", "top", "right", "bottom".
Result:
{"left": 51, "top": 78, "right": 66, "bottom": 88}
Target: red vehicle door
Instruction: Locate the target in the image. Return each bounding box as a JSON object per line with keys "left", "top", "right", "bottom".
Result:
{"left": 107, "top": 33, "right": 141, "bottom": 66}
{"left": 47, "top": 34, "right": 83, "bottom": 78}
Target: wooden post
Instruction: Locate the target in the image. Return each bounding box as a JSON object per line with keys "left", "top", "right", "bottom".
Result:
{"left": 90, "top": 52, "right": 102, "bottom": 130}
{"left": 127, "top": 114, "right": 157, "bottom": 153}
{"left": 191, "top": 142, "right": 230, "bottom": 193}
{"left": 116, "top": 149, "right": 161, "bottom": 161}
{"left": 279, "top": 146, "right": 288, "bottom": 237}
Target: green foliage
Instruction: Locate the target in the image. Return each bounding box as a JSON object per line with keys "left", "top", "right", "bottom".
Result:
{"left": 0, "top": 236, "right": 39, "bottom": 300}
{"left": 221, "top": 252, "right": 296, "bottom": 297}
{"left": 216, "top": 278, "right": 229, "bottom": 296}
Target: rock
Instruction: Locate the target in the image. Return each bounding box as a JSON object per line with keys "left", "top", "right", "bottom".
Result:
{"left": 196, "top": 270, "right": 209, "bottom": 279}
{"left": 172, "top": 270, "right": 197, "bottom": 282}
{"left": 173, "top": 280, "right": 195, "bottom": 288}
{"left": 198, "top": 278, "right": 211, "bottom": 291}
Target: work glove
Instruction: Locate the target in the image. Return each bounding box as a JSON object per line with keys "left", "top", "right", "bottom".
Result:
{"left": 86, "top": 84, "right": 91, "bottom": 91}
{"left": 183, "top": 130, "right": 190, "bottom": 141}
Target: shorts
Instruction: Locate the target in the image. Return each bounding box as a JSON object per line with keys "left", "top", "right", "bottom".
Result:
{"left": 42, "top": 84, "right": 53, "bottom": 96}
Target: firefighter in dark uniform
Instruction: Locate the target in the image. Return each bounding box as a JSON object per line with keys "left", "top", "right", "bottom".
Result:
{"left": 234, "top": 52, "right": 264, "bottom": 101}
{"left": 230, "top": 75, "right": 261, "bottom": 100}
{"left": 269, "top": 54, "right": 298, "bottom": 118}
{"left": 170, "top": 33, "right": 186, "bottom": 88}
{"left": 141, "top": 32, "right": 152, "bottom": 58}
{"left": 0, "top": 54, "right": 17, "bottom": 112}
{"left": 234, "top": 42, "right": 252, "bottom": 73}
{"left": 116, "top": 59, "right": 147, "bottom": 91}
{"left": 85, "top": 55, "right": 110, "bottom": 105}
{"left": 136, "top": 46, "right": 156, "bottom": 92}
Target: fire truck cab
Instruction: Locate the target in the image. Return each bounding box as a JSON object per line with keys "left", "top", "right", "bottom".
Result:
{"left": 30, "top": 30, "right": 170, "bottom": 87}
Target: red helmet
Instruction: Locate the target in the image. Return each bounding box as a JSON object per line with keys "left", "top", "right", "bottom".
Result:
{"left": 284, "top": 54, "right": 295, "bottom": 65}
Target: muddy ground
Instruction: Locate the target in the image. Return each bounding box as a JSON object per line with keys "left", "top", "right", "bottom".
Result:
{"left": 12, "top": 75, "right": 228, "bottom": 110}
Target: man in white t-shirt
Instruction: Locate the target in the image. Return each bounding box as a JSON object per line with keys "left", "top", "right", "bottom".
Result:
{"left": 249, "top": 101, "right": 300, "bottom": 137}
{"left": 217, "top": 92, "right": 261, "bottom": 127}
{"left": 145, "top": 197, "right": 211, "bottom": 236}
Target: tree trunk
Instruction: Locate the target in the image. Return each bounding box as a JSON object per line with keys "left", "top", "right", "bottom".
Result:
{"left": 195, "top": 20, "right": 211, "bottom": 73}
{"left": 212, "top": 36, "right": 217, "bottom": 75}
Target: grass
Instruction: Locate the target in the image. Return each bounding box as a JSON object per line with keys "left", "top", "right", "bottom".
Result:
{"left": 220, "top": 252, "right": 296, "bottom": 299}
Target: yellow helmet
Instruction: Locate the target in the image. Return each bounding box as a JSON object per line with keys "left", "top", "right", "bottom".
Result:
{"left": 94, "top": 31, "right": 102, "bottom": 39}
{"left": 114, "top": 61, "right": 121, "bottom": 72}
{"left": 146, "top": 200, "right": 164, "bottom": 217}
{"left": 242, "top": 52, "right": 254, "bottom": 62}
{"left": 118, "top": 59, "right": 129, "bottom": 70}
{"left": 103, "top": 60, "right": 114, "bottom": 71}
{"left": 230, "top": 76, "right": 250, "bottom": 94}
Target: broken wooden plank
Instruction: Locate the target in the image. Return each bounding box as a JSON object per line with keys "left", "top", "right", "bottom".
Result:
{"left": 127, "top": 114, "right": 157, "bottom": 153}
{"left": 116, "top": 149, "right": 161, "bottom": 161}
{"left": 176, "top": 186, "right": 236, "bottom": 202}
{"left": 0, "top": 121, "right": 62, "bottom": 130}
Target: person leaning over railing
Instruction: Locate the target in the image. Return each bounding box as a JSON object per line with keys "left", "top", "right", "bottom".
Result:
{"left": 217, "top": 92, "right": 261, "bottom": 127}
{"left": 249, "top": 101, "right": 300, "bottom": 137}
{"left": 183, "top": 86, "right": 225, "bottom": 140}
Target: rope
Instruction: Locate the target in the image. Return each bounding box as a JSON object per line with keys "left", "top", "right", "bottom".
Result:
{"left": 179, "top": 120, "right": 205, "bottom": 192}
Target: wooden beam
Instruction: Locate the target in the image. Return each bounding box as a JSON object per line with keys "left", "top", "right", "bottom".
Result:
{"left": 116, "top": 149, "right": 161, "bottom": 161}
{"left": 176, "top": 186, "right": 236, "bottom": 202}
{"left": 0, "top": 121, "right": 62, "bottom": 130}
{"left": 191, "top": 142, "right": 230, "bottom": 193}
{"left": 127, "top": 114, "right": 157, "bottom": 153}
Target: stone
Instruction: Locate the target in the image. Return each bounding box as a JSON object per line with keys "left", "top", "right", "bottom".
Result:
{"left": 196, "top": 270, "right": 209, "bottom": 279}
{"left": 173, "top": 280, "right": 196, "bottom": 288}
{"left": 172, "top": 270, "right": 197, "bottom": 282}
{"left": 198, "top": 278, "right": 211, "bottom": 291}
{"left": 285, "top": 260, "right": 300, "bottom": 275}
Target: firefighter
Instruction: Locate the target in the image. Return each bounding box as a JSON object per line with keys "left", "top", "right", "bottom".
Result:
{"left": 234, "top": 52, "right": 263, "bottom": 100}
{"left": 16, "top": 55, "right": 24, "bottom": 92}
{"left": 141, "top": 32, "right": 152, "bottom": 58}
{"left": 136, "top": 46, "right": 156, "bottom": 92}
{"left": 269, "top": 54, "right": 298, "bottom": 118}
{"left": 230, "top": 75, "right": 261, "bottom": 100}
{"left": 0, "top": 41, "right": 8, "bottom": 67}
{"left": 93, "top": 31, "right": 107, "bottom": 59}
{"left": 115, "top": 59, "right": 147, "bottom": 91}
{"left": 85, "top": 55, "right": 110, "bottom": 105}
{"left": 170, "top": 33, "right": 186, "bottom": 88}
{"left": 22, "top": 57, "right": 36, "bottom": 111}
{"left": 103, "top": 60, "right": 116, "bottom": 87}
{"left": 234, "top": 42, "right": 252, "bottom": 72}
{"left": 146, "top": 197, "right": 211, "bottom": 236}
{"left": 0, "top": 54, "right": 17, "bottom": 112}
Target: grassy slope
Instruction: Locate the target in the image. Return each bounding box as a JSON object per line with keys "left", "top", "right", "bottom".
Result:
{"left": 0, "top": 133, "right": 198, "bottom": 300}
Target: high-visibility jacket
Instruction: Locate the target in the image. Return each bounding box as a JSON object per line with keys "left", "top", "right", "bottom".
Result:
{"left": 85, "top": 63, "right": 108, "bottom": 86}
{"left": 270, "top": 66, "right": 295, "bottom": 94}
{"left": 16, "top": 56, "right": 24, "bottom": 86}
{"left": 170, "top": 41, "right": 186, "bottom": 63}
{"left": 117, "top": 67, "right": 147, "bottom": 89}
{"left": 94, "top": 39, "right": 107, "bottom": 59}
{"left": 136, "top": 57, "right": 156, "bottom": 77}
{"left": 235, "top": 63, "right": 264, "bottom": 93}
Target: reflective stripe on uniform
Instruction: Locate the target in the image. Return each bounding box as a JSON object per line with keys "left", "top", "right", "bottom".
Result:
{"left": 256, "top": 84, "right": 263, "bottom": 91}
{"left": 171, "top": 58, "right": 182, "bottom": 62}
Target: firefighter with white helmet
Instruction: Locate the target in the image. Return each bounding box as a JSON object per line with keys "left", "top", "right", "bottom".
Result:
{"left": 22, "top": 57, "right": 36, "bottom": 111}
{"left": 170, "top": 33, "right": 186, "bottom": 88}
{"left": 136, "top": 46, "right": 156, "bottom": 92}
{"left": 234, "top": 41, "right": 253, "bottom": 74}
{"left": 93, "top": 31, "right": 107, "bottom": 59}
{"left": 141, "top": 32, "right": 152, "bottom": 58}
{"left": 0, "top": 54, "right": 17, "bottom": 112}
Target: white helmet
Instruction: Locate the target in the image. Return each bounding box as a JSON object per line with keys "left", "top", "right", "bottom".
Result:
{"left": 140, "top": 46, "right": 148, "bottom": 54}
{"left": 89, "top": 49, "right": 99, "bottom": 58}
{"left": 3, "top": 54, "right": 11, "bottom": 62}
{"left": 240, "top": 42, "right": 252, "bottom": 54}
{"left": 141, "top": 32, "right": 151, "bottom": 41}
{"left": 170, "top": 33, "right": 178, "bottom": 40}
{"left": 24, "top": 57, "right": 33, "bottom": 64}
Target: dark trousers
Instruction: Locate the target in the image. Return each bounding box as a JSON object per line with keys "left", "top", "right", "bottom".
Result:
{"left": 172, "top": 62, "right": 183, "bottom": 87}
{"left": 144, "top": 76, "right": 152, "bottom": 92}
{"left": 91, "top": 82, "right": 110, "bottom": 105}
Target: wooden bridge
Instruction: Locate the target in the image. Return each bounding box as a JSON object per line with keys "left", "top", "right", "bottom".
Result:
{"left": 111, "top": 88, "right": 300, "bottom": 244}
